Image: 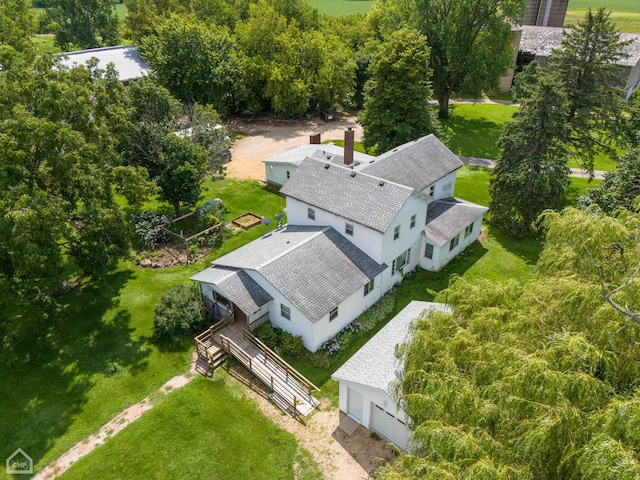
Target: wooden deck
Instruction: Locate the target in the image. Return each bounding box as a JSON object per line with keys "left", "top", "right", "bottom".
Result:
{"left": 195, "top": 318, "right": 320, "bottom": 419}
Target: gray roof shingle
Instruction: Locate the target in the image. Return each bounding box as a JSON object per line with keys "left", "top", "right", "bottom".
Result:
{"left": 520, "top": 26, "right": 640, "bottom": 67}
{"left": 331, "top": 301, "right": 450, "bottom": 393}
{"left": 262, "top": 144, "right": 374, "bottom": 166}
{"left": 280, "top": 158, "right": 415, "bottom": 232}
{"left": 58, "top": 45, "right": 150, "bottom": 81}
{"left": 425, "top": 197, "right": 488, "bottom": 246}
{"left": 205, "top": 225, "right": 386, "bottom": 322}
{"left": 190, "top": 267, "right": 273, "bottom": 315}
{"left": 358, "top": 134, "right": 463, "bottom": 191}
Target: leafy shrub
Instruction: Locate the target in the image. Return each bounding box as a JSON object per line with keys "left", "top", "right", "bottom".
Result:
{"left": 195, "top": 200, "right": 226, "bottom": 232}
{"left": 153, "top": 283, "right": 208, "bottom": 338}
{"left": 280, "top": 333, "right": 305, "bottom": 357}
{"left": 132, "top": 210, "right": 172, "bottom": 249}
{"left": 358, "top": 290, "right": 397, "bottom": 332}
{"left": 256, "top": 324, "right": 305, "bottom": 358}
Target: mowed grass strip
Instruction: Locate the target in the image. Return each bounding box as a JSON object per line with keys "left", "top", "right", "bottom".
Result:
{"left": 60, "top": 375, "right": 321, "bottom": 480}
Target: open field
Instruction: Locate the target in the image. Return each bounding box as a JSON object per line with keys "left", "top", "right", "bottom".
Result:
{"left": 309, "top": 0, "right": 374, "bottom": 16}
{"left": 566, "top": 0, "right": 640, "bottom": 32}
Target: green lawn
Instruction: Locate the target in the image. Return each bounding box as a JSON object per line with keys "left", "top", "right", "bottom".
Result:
{"left": 60, "top": 375, "right": 321, "bottom": 480}
{"left": 439, "top": 103, "right": 519, "bottom": 160}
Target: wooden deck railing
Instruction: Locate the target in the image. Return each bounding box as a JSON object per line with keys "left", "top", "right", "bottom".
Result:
{"left": 242, "top": 328, "right": 320, "bottom": 395}
{"left": 248, "top": 312, "right": 270, "bottom": 332}
{"left": 220, "top": 334, "right": 307, "bottom": 419}
{"left": 194, "top": 315, "right": 233, "bottom": 362}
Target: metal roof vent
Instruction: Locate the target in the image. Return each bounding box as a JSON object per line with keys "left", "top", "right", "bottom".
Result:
{"left": 379, "top": 181, "right": 385, "bottom": 186}
{"left": 324, "top": 164, "right": 330, "bottom": 169}
{"left": 350, "top": 172, "right": 356, "bottom": 177}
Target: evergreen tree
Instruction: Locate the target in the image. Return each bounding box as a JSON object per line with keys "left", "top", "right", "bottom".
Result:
{"left": 489, "top": 74, "right": 570, "bottom": 237}
{"left": 359, "top": 28, "right": 439, "bottom": 153}
{"left": 550, "top": 7, "right": 630, "bottom": 173}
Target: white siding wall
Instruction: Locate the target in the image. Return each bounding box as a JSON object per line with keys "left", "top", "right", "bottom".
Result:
{"left": 264, "top": 162, "right": 296, "bottom": 188}
{"left": 420, "top": 217, "right": 485, "bottom": 271}
{"left": 242, "top": 269, "right": 383, "bottom": 352}
{"left": 337, "top": 381, "right": 410, "bottom": 430}
{"left": 285, "top": 197, "right": 385, "bottom": 263}
{"left": 309, "top": 273, "right": 383, "bottom": 351}
{"left": 379, "top": 197, "right": 429, "bottom": 293}
{"left": 420, "top": 170, "right": 458, "bottom": 200}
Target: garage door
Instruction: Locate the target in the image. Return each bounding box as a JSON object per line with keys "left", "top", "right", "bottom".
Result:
{"left": 370, "top": 403, "right": 411, "bottom": 451}
{"left": 347, "top": 388, "right": 363, "bottom": 421}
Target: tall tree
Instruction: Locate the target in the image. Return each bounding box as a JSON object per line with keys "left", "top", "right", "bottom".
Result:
{"left": 372, "top": 0, "right": 525, "bottom": 118}
{"left": 0, "top": 56, "right": 135, "bottom": 315}
{"left": 0, "top": 0, "right": 36, "bottom": 53}
{"left": 359, "top": 28, "right": 439, "bottom": 153}
{"left": 550, "top": 8, "right": 630, "bottom": 173}
{"left": 489, "top": 74, "right": 570, "bottom": 237}
{"left": 141, "top": 15, "right": 246, "bottom": 112}
{"left": 48, "top": 0, "right": 120, "bottom": 49}
{"left": 377, "top": 206, "right": 640, "bottom": 480}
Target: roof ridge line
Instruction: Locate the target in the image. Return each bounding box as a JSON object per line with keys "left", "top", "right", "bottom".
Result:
{"left": 255, "top": 225, "right": 330, "bottom": 270}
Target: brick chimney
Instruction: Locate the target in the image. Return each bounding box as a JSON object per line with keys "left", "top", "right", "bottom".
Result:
{"left": 344, "top": 127, "right": 354, "bottom": 166}
{"left": 309, "top": 133, "right": 321, "bottom": 144}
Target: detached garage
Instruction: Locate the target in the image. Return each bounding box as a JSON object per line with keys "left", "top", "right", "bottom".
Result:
{"left": 332, "top": 301, "right": 449, "bottom": 451}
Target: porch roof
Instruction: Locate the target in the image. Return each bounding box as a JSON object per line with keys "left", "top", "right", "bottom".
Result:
{"left": 191, "top": 267, "right": 272, "bottom": 315}
{"left": 424, "top": 197, "right": 488, "bottom": 246}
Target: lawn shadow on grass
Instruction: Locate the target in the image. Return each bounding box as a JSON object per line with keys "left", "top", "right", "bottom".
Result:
{"left": 440, "top": 107, "right": 507, "bottom": 159}
{"left": 0, "top": 268, "right": 151, "bottom": 471}
{"left": 488, "top": 226, "right": 543, "bottom": 266}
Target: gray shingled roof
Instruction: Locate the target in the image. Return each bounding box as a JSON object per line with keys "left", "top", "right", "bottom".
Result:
{"left": 280, "top": 158, "right": 415, "bottom": 233}
{"left": 425, "top": 197, "right": 488, "bottom": 246}
{"left": 205, "top": 225, "right": 387, "bottom": 322}
{"left": 332, "top": 301, "right": 450, "bottom": 393}
{"left": 191, "top": 267, "right": 272, "bottom": 315}
{"left": 58, "top": 45, "right": 150, "bottom": 81}
{"left": 262, "top": 144, "right": 374, "bottom": 166}
{"left": 520, "top": 26, "right": 640, "bottom": 67}
{"left": 358, "top": 134, "right": 463, "bottom": 191}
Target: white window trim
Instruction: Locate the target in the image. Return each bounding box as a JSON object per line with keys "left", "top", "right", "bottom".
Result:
{"left": 281, "top": 303, "right": 291, "bottom": 320}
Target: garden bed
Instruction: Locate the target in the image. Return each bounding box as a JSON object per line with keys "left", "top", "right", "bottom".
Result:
{"left": 231, "top": 212, "right": 262, "bottom": 230}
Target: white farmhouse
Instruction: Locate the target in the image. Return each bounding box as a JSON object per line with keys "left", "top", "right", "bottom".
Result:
{"left": 332, "top": 301, "right": 450, "bottom": 451}
{"left": 192, "top": 132, "right": 486, "bottom": 351}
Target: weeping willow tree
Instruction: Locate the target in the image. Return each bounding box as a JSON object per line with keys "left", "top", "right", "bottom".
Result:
{"left": 378, "top": 205, "right": 640, "bottom": 479}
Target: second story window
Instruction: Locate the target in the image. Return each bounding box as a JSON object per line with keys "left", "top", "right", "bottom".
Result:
{"left": 345, "top": 223, "right": 354, "bottom": 236}
{"left": 281, "top": 303, "right": 291, "bottom": 320}
{"left": 410, "top": 214, "right": 416, "bottom": 229}
{"left": 308, "top": 207, "right": 315, "bottom": 220}
{"left": 330, "top": 307, "right": 338, "bottom": 321}
{"left": 394, "top": 225, "right": 400, "bottom": 240}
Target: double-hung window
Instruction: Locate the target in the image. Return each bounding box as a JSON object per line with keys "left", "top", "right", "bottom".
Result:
{"left": 424, "top": 243, "right": 434, "bottom": 260}
{"left": 364, "top": 279, "right": 374, "bottom": 296}
{"left": 308, "top": 208, "right": 315, "bottom": 220}
{"left": 392, "top": 249, "right": 410, "bottom": 275}
{"left": 329, "top": 307, "right": 338, "bottom": 321}
{"left": 449, "top": 234, "right": 460, "bottom": 251}
{"left": 345, "top": 223, "right": 354, "bottom": 236}
{"left": 281, "top": 304, "right": 291, "bottom": 320}
{"left": 410, "top": 214, "right": 416, "bottom": 229}
{"left": 464, "top": 223, "right": 474, "bottom": 238}
{"left": 394, "top": 225, "right": 400, "bottom": 240}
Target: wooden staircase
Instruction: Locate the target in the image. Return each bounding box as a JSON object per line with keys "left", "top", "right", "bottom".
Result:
{"left": 194, "top": 323, "right": 320, "bottom": 419}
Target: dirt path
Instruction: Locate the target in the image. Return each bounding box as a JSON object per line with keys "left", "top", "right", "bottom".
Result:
{"left": 33, "top": 354, "right": 206, "bottom": 480}
{"left": 226, "top": 115, "right": 363, "bottom": 180}
{"left": 227, "top": 367, "right": 396, "bottom": 479}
